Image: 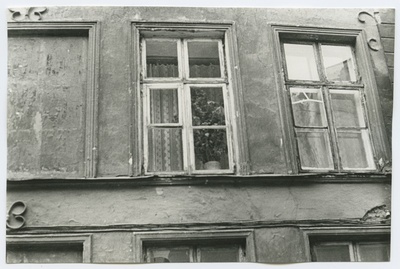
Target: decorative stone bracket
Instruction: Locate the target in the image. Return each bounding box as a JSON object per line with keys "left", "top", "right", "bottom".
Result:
{"left": 357, "top": 11, "right": 381, "bottom": 51}
{"left": 9, "top": 7, "right": 47, "bottom": 21}
{"left": 6, "top": 201, "right": 27, "bottom": 230}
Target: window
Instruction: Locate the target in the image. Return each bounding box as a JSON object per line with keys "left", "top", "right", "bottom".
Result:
{"left": 302, "top": 227, "right": 390, "bottom": 262}
{"left": 272, "top": 26, "right": 391, "bottom": 173}
{"left": 138, "top": 25, "right": 239, "bottom": 175}
{"left": 144, "top": 240, "right": 245, "bottom": 263}
{"left": 6, "top": 234, "right": 92, "bottom": 263}
{"left": 311, "top": 240, "right": 390, "bottom": 262}
{"left": 132, "top": 230, "right": 256, "bottom": 263}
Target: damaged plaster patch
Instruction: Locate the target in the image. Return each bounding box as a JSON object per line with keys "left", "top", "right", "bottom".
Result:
{"left": 156, "top": 187, "right": 164, "bottom": 196}
{"left": 361, "top": 205, "right": 391, "bottom": 224}
{"left": 33, "top": 111, "right": 42, "bottom": 146}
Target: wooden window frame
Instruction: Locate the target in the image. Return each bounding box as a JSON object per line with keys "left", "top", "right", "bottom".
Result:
{"left": 301, "top": 226, "right": 390, "bottom": 262}
{"left": 132, "top": 230, "right": 256, "bottom": 263}
{"left": 6, "top": 234, "right": 93, "bottom": 263}
{"left": 270, "top": 25, "right": 391, "bottom": 174}
{"left": 131, "top": 22, "right": 249, "bottom": 176}
{"left": 7, "top": 22, "right": 100, "bottom": 179}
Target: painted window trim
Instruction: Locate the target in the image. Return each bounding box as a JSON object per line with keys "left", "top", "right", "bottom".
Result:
{"left": 300, "top": 226, "right": 390, "bottom": 262}
{"left": 132, "top": 229, "right": 256, "bottom": 263}
{"left": 131, "top": 21, "right": 249, "bottom": 176}
{"left": 270, "top": 24, "right": 391, "bottom": 175}
{"left": 7, "top": 22, "right": 100, "bottom": 180}
{"left": 6, "top": 234, "right": 93, "bottom": 263}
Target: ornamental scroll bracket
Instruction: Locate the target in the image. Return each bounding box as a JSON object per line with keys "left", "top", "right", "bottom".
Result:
{"left": 9, "top": 7, "right": 47, "bottom": 21}
{"left": 357, "top": 11, "right": 381, "bottom": 52}
{"left": 6, "top": 201, "right": 27, "bottom": 230}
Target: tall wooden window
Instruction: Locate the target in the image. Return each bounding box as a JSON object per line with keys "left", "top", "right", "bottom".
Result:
{"left": 141, "top": 37, "right": 234, "bottom": 174}
{"left": 281, "top": 41, "right": 375, "bottom": 172}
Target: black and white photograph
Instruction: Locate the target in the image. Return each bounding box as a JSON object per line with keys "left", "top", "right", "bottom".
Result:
{"left": 2, "top": 0, "right": 398, "bottom": 267}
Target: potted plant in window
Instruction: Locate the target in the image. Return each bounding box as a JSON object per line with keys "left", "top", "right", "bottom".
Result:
{"left": 191, "top": 89, "right": 227, "bottom": 170}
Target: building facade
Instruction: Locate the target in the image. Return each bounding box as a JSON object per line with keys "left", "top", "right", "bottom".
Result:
{"left": 6, "top": 6, "right": 394, "bottom": 263}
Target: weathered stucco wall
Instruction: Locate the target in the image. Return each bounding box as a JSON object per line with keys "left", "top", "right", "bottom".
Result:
{"left": 7, "top": 183, "right": 390, "bottom": 227}
{"left": 7, "top": 7, "right": 393, "bottom": 176}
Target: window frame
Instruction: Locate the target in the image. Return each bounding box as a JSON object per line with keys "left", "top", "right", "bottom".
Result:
{"left": 6, "top": 234, "right": 93, "bottom": 263}
{"left": 132, "top": 230, "right": 256, "bottom": 263}
{"left": 131, "top": 22, "right": 249, "bottom": 176}
{"left": 270, "top": 25, "right": 391, "bottom": 174}
{"left": 301, "top": 226, "right": 390, "bottom": 262}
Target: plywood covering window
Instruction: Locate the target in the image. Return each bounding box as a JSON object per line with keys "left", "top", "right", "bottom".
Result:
{"left": 272, "top": 26, "right": 391, "bottom": 174}
{"left": 140, "top": 32, "right": 236, "bottom": 175}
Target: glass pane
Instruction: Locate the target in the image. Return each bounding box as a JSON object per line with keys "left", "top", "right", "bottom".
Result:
{"left": 337, "top": 130, "right": 375, "bottom": 169}
{"left": 188, "top": 41, "right": 221, "bottom": 78}
{"left": 357, "top": 243, "right": 390, "bottom": 262}
{"left": 148, "top": 128, "right": 183, "bottom": 172}
{"left": 330, "top": 90, "right": 365, "bottom": 127}
{"left": 199, "top": 246, "right": 239, "bottom": 262}
{"left": 150, "top": 88, "right": 179, "bottom": 124}
{"left": 193, "top": 129, "right": 229, "bottom": 170}
{"left": 6, "top": 244, "right": 83, "bottom": 263}
{"left": 313, "top": 244, "right": 351, "bottom": 262}
{"left": 146, "top": 40, "right": 178, "bottom": 78}
{"left": 322, "top": 45, "right": 356, "bottom": 82}
{"left": 296, "top": 130, "right": 334, "bottom": 169}
{"left": 191, "top": 87, "right": 225, "bottom": 126}
{"left": 283, "top": 43, "right": 319, "bottom": 80}
{"left": 290, "top": 88, "right": 327, "bottom": 127}
{"left": 147, "top": 247, "right": 190, "bottom": 263}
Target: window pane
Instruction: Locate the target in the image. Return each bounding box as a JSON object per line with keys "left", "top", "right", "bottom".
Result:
{"left": 283, "top": 43, "right": 319, "bottom": 80}
{"left": 146, "top": 40, "right": 178, "bottom": 78}
{"left": 7, "top": 244, "right": 83, "bottom": 263}
{"left": 191, "top": 87, "right": 225, "bottom": 126}
{"left": 188, "top": 41, "right": 221, "bottom": 78}
{"left": 337, "top": 130, "right": 375, "bottom": 169}
{"left": 290, "top": 88, "right": 327, "bottom": 127}
{"left": 357, "top": 243, "right": 390, "bottom": 262}
{"left": 193, "top": 129, "right": 229, "bottom": 170}
{"left": 296, "top": 130, "right": 334, "bottom": 169}
{"left": 313, "top": 244, "right": 351, "bottom": 262}
{"left": 147, "top": 247, "right": 191, "bottom": 263}
{"left": 148, "top": 128, "right": 183, "bottom": 172}
{"left": 330, "top": 90, "right": 365, "bottom": 127}
{"left": 199, "top": 246, "right": 239, "bottom": 262}
{"left": 150, "top": 88, "right": 179, "bottom": 124}
{"left": 321, "top": 45, "right": 356, "bottom": 82}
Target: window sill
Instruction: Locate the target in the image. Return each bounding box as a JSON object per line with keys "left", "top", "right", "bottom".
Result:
{"left": 7, "top": 172, "right": 391, "bottom": 189}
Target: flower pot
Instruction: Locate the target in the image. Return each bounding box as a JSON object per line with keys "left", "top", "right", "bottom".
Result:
{"left": 204, "top": 161, "right": 221, "bottom": 170}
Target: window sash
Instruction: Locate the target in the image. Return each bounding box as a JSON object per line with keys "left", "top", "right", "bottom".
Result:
{"left": 282, "top": 40, "right": 376, "bottom": 172}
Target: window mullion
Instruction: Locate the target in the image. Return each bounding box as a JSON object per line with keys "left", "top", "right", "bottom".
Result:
{"left": 323, "top": 87, "right": 341, "bottom": 171}
{"left": 183, "top": 84, "right": 194, "bottom": 173}
{"left": 314, "top": 43, "right": 327, "bottom": 82}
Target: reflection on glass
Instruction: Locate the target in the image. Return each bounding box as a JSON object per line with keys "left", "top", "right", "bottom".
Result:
{"left": 148, "top": 247, "right": 191, "bottom": 263}
{"left": 193, "top": 129, "right": 229, "bottom": 170}
{"left": 191, "top": 87, "right": 225, "bottom": 126}
{"left": 188, "top": 41, "right": 221, "bottom": 78}
{"left": 313, "top": 244, "right": 351, "bottom": 262}
{"left": 296, "top": 130, "right": 334, "bottom": 169}
{"left": 283, "top": 43, "right": 319, "bottom": 80}
{"left": 150, "top": 88, "right": 179, "bottom": 124}
{"left": 199, "top": 246, "right": 239, "bottom": 262}
{"left": 146, "top": 40, "right": 178, "bottom": 77}
{"left": 290, "top": 88, "right": 327, "bottom": 127}
{"left": 337, "top": 130, "right": 375, "bottom": 169}
{"left": 357, "top": 243, "right": 390, "bottom": 262}
{"left": 330, "top": 90, "right": 365, "bottom": 127}
{"left": 322, "top": 45, "right": 356, "bottom": 81}
{"left": 148, "top": 128, "right": 183, "bottom": 172}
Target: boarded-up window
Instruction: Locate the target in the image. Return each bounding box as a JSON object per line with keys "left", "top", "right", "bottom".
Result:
{"left": 8, "top": 32, "right": 89, "bottom": 178}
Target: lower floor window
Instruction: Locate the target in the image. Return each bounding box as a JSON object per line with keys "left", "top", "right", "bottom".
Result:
{"left": 311, "top": 240, "right": 390, "bottom": 262}
{"left": 144, "top": 240, "right": 245, "bottom": 263}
